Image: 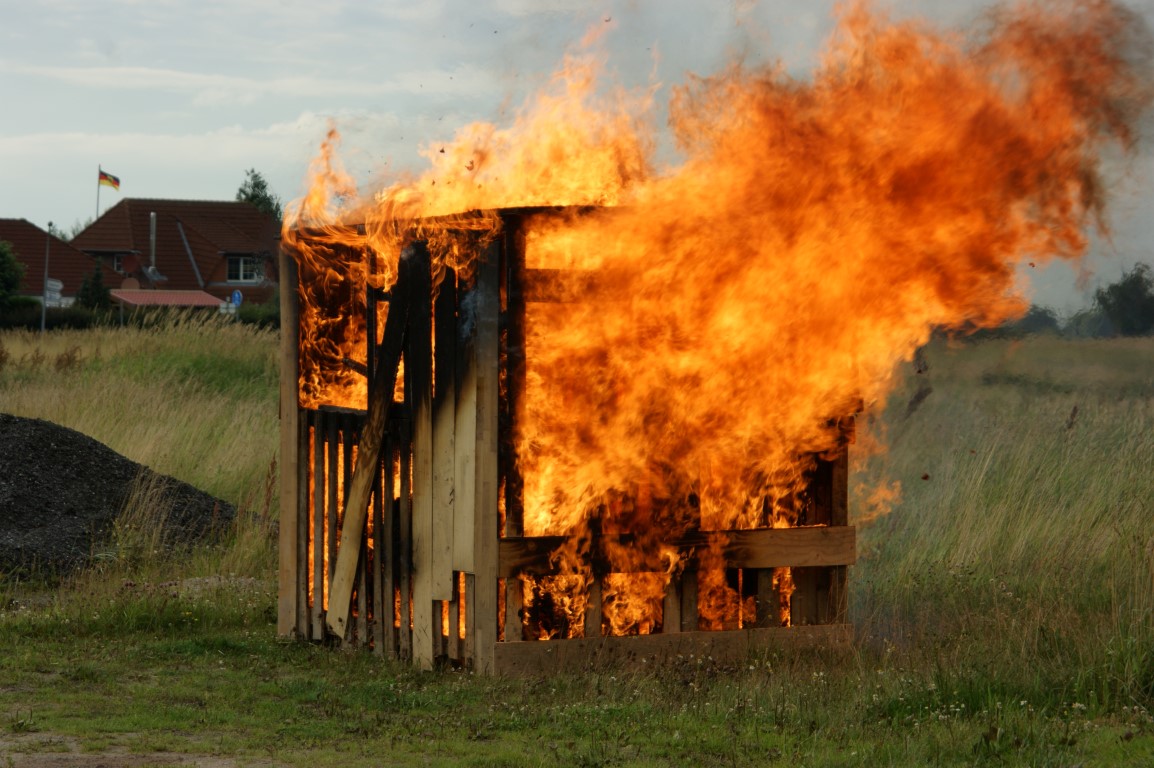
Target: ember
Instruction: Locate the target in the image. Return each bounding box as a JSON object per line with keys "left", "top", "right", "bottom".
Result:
{"left": 277, "top": 0, "right": 1151, "bottom": 673}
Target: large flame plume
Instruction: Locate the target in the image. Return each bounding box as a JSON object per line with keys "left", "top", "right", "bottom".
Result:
{"left": 284, "top": 0, "right": 1151, "bottom": 634}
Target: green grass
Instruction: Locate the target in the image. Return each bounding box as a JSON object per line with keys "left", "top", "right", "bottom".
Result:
{"left": 1, "top": 324, "right": 1153, "bottom": 766}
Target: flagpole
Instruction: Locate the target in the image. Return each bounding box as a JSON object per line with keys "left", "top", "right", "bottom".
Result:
{"left": 96, "top": 165, "right": 101, "bottom": 220}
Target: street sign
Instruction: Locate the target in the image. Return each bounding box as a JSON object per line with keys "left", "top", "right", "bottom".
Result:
{"left": 231, "top": 289, "right": 243, "bottom": 306}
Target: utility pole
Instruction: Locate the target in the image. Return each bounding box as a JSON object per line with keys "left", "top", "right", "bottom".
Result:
{"left": 41, "top": 222, "right": 52, "bottom": 333}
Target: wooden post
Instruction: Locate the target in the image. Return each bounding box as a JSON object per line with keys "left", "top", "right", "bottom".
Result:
{"left": 408, "top": 245, "right": 436, "bottom": 670}
{"left": 471, "top": 246, "right": 500, "bottom": 674}
{"left": 398, "top": 419, "right": 413, "bottom": 661}
{"left": 501, "top": 226, "right": 526, "bottom": 643}
{"left": 277, "top": 247, "right": 301, "bottom": 637}
{"left": 380, "top": 431, "right": 398, "bottom": 658}
{"left": 371, "top": 457, "right": 386, "bottom": 655}
{"left": 680, "top": 570, "right": 699, "bottom": 632}
{"left": 296, "top": 414, "right": 309, "bottom": 639}
{"left": 311, "top": 411, "right": 325, "bottom": 639}
{"left": 431, "top": 271, "right": 457, "bottom": 600}
{"left": 663, "top": 577, "right": 681, "bottom": 634}
{"left": 584, "top": 578, "right": 602, "bottom": 638}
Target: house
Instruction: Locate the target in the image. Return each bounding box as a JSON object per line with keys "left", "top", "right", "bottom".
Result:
{"left": 71, "top": 199, "right": 281, "bottom": 309}
{"left": 0, "top": 218, "right": 119, "bottom": 306}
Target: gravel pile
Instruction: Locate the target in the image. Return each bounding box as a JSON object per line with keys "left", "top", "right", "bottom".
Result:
{"left": 0, "top": 413, "right": 235, "bottom": 575}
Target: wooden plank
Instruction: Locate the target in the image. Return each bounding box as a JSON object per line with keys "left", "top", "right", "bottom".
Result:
{"left": 295, "top": 415, "right": 309, "bottom": 640}
{"left": 431, "top": 270, "right": 457, "bottom": 600}
{"left": 325, "top": 414, "right": 338, "bottom": 621}
{"left": 663, "top": 576, "right": 681, "bottom": 634}
{"left": 324, "top": 251, "right": 415, "bottom": 639}
{"left": 498, "top": 526, "right": 857, "bottom": 577}
{"left": 398, "top": 419, "right": 413, "bottom": 662}
{"left": 379, "top": 434, "right": 398, "bottom": 658}
{"left": 447, "top": 572, "right": 461, "bottom": 662}
{"left": 463, "top": 573, "right": 477, "bottom": 670}
{"left": 505, "top": 577, "right": 524, "bottom": 642}
{"left": 409, "top": 246, "right": 435, "bottom": 670}
{"left": 452, "top": 283, "right": 478, "bottom": 573}
{"left": 277, "top": 248, "right": 301, "bottom": 638}
{"left": 680, "top": 570, "right": 698, "bottom": 633}
{"left": 371, "top": 457, "right": 386, "bottom": 655}
{"left": 754, "top": 569, "right": 778, "bottom": 628}
{"left": 310, "top": 411, "right": 325, "bottom": 640}
{"left": 493, "top": 624, "right": 853, "bottom": 676}
{"left": 471, "top": 246, "right": 501, "bottom": 674}
{"left": 790, "top": 567, "right": 820, "bottom": 626}
{"left": 584, "top": 578, "right": 602, "bottom": 639}
{"left": 831, "top": 450, "right": 849, "bottom": 527}
{"left": 502, "top": 221, "right": 526, "bottom": 540}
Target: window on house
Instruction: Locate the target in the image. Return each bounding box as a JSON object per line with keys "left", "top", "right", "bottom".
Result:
{"left": 112, "top": 254, "right": 124, "bottom": 274}
{"left": 227, "top": 255, "right": 260, "bottom": 283}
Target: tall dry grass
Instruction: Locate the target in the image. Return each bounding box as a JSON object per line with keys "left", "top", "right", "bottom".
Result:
{"left": 0, "top": 311, "right": 278, "bottom": 503}
{"left": 852, "top": 335, "right": 1154, "bottom": 706}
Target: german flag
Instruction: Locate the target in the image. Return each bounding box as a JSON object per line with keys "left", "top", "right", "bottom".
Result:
{"left": 98, "top": 169, "right": 120, "bottom": 190}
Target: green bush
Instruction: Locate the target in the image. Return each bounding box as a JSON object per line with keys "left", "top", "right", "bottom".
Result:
{"left": 236, "top": 289, "right": 280, "bottom": 329}
{"left": 0, "top": 302, "right": 100, "bottom": 330}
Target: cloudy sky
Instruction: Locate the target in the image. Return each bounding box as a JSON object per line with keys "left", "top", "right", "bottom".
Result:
{"left": 2, "top": 0, "right": 1151, "bottom": 312}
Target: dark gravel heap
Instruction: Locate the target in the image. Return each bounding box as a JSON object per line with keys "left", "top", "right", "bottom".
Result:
{"left": 0, "top": 413, "right": 235, "bottom": 575}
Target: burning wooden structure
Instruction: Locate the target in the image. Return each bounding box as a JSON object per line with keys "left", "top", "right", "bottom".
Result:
{"left": 278, "top": 207, "right": 856, "bottom": 674}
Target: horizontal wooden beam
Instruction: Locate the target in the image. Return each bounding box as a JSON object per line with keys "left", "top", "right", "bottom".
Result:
{"left": 498, "top": 526, "right": 856, "bottom": 578}
{"left": 493, "top": 624, "right": 852, "bottom": 676}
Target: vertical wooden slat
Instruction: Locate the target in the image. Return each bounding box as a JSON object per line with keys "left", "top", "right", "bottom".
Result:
{"left": 755, "top": 569, "right": 778, "bottom": 627}
{"left": 398, "top": 418, "right": 413, "bottom": 662}
{"left": 663, "top": 576, "right": 681, "bottom": 634}
{"left": 680, "top": 570, "right": 699, "bottom": 632}
{"left": 380, "top": 432, "right": 398, "bottom": 658}
{"left": 584, "top": 578, "right": 603, "bottom": 639}
{"left": 790, "top": 567, "right": 820, "bottom": 626}
{"left": 409, "top": 246, "right": 436, "bottom": 670}
{"left": 325, "top": 414, "right": 339, "bottom": 623}
{"left": 371, "top": 450, "right": 386, "bottom": 655}
{"left": 432, "top": 271, "right": 457, "bottom": 600}
{"left": 505, "top": 576, "right": 524, "bottom": 642}
{"left": 453, "top": 294, "right": 477, "bottom": 573}
{"left": 471, "top": 245, "right": 501, "bottom": 674}
{"left": 447, "top": 572, "right": 462, "bottom": 663}
{"left": 830, "top": 447, "right": 850, "bottom": 623}
{"left": 296, "top": 416, "right": 309, "bottom": 639}
{"left": 277, "top": 248, "right": 300, "bottom": 637}
{"left": 311, "top": 411, "right": 325, "bottom": 639}
{"left": 463, "top": 573, "right": 477, "bottom": 669}
{"left": 502, "top": 219, "right": 526, "bottom": 538}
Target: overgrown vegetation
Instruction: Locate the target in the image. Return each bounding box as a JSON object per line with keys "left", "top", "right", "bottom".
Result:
{"left": 0, "top": 323, "right": 1151, "bottom": 766}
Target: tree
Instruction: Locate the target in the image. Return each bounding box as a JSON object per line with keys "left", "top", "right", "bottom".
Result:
{"left": 236, "top": 169, "right": 283, "bottom": 222}
{"left": 75, "top": 262, "right": 111, "bottom": 310}
{"left": 0, "top": 240, "right": 25, "bottom": 309}
{"left": 1094, "top": 263, "right": 1154, "bottom": 336}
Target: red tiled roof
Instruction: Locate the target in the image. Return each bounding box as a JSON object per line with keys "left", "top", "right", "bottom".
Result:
{"left": 0, "top": 218, "right": 119, "bottom": 297}
{"left": 71, "top": 199, "right": 280, "bottom": 300}
{"left": 110, "top": 289, "right": 226, "bottom": 308}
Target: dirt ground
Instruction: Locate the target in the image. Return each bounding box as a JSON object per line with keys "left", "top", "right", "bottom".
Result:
{"left": 0, "top": 414, "right": 234, "bottom": 577}
{"left": 0, "top": 732, "right": 278, "bottom": 767}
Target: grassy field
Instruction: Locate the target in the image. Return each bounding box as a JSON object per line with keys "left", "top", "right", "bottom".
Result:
{"left": 1, "top": 317, "right": 1152, "bottom": 766}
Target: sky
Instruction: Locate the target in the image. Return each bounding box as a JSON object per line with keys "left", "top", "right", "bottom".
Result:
{"left": 2, "top": 0, "right": 1151, "bottom": 314}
